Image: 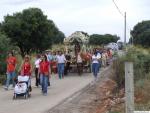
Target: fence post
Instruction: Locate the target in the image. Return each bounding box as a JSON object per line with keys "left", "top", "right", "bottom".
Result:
{"left": 125, "top": 62, "right": 134, "bottom": 113}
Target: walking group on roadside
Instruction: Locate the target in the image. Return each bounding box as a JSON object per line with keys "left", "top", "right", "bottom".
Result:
{"left": 4, "top": 48, "right": 113, "bottom": 96}
{"left": 91, "top": 48, "right": 113, "bottom": 81}
{"left": 4, "top": 50, "right": 67, "bottom": 96}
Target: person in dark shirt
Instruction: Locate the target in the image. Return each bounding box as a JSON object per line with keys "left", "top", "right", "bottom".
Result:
{"left": 64, "top": 51, "right": 71, "bottom": 75}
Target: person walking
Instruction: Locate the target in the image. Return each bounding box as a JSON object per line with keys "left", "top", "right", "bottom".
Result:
{"left": 20, "top": 55, "right": 32, "bottom": 92}
{"left": 46, "top": 51, "right": 52, "bottom": 86}
{"left": 101, "top": 50, "right": 108, "bottom": 68}
{"left": 64, "top": 51, "right": 71, "bottom": 75}
{"left": 34, "top": 54, "right": 41, "bottom": 87}
{"left": 76, "top": 52, "right": 83, "bottom": 75}
{"left": 5, "top": 51, "right": 17, "bottom": 90}
{"left": 92, "top": 50, "right": 101, "bottom": 81}
{"left": 96, "top": 48, "right": 102, "bottom": 72}
{"left": 56, "top": 51, "right": 66, "bottom": 79}
{"left": 39, "top": 54, "right": 50, "bottom": 96}
{"left": 51, "top": 51, "right": 57, "bottom": 74}
{"left": 47, "top": 51, "right": 53, "bottom": 62}
{"left": 107, "top": 49, "right": 113, "bottom": 65}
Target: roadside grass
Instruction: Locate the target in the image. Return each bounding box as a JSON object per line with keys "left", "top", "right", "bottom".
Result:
{"left": 135, "top": 74, "right": 150, "bottom": 111}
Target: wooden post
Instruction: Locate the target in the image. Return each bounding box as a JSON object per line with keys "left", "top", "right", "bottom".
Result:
{"left": 125, "top": 62, "right": 134, "bottom": 113}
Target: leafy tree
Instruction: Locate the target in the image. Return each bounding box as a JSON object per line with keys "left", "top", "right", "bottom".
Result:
{"left": 52, "top": 30, "right": 65, "bottom": 44}
{"left": 131, "top": 20, "right": 150, "bottom": 47}
{"left": 0, "top": 33, "right": 12, "bottom": 74}
{"left": 89, "top": 34, "right": 120, "bottom": 45}
{"left": 1, "top": 8, "right": 65, "bottom": 57}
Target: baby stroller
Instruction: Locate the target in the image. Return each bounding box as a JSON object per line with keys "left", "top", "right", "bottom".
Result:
{"left": 13, "top": 76, "right": 30, "bottom": 99}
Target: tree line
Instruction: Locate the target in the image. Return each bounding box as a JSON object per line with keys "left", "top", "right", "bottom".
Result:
{"left": 130, "top": 20, "right": 150, "bottom": 47}
{"left": 0, "top": 8, "right": 65, "bottom": 57}
{"left": 89, "top": 34, "right": 120, "bottom": 45}
{"left": 0, "top": 8, "right": 121, "bottom": 57}
{"left": 0, "top": 7, "right": 149, "bottom": 74}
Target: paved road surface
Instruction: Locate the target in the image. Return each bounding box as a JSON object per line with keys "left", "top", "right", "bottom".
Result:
{"left": 48, "top": 67, "right": 111, "bottom": 113}
{"left": 0, "top": 73, "right": 93, "bottom": 113}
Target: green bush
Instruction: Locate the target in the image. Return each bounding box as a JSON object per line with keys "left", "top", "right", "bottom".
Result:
{"left": 0, "top": 33, "right": 14, "bottom": 84}
{"left": 0, "top": 33, "right": 11, "bottom": 74}
{"left": 113, "top": 46, "right": 150, "bottom": 88}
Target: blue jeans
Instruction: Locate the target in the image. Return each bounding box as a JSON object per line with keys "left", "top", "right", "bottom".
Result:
{"left": 40, "top": 74, "right": 48, "bottom": 94}
{"left": 5, "top": 71, "right": 16, "bottom": 88}
{"left": 57, "top": 63, "right": 65, "bottom": 79}
{"left": 92, "top": 63, "right": 99, "bottom": 78}
{"left": 98, "top": 61, "right": 101, "bottom": 72}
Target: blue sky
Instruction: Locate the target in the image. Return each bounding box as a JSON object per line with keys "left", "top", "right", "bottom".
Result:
{"left": 0, "top": 0, "right": 150, "bottom": 41}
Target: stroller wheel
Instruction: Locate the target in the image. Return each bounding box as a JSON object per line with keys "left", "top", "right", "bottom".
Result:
{"left": 13, "top": 94, "right": 17, "bottom": 100}
{"left": 28, "top": 93, "right": 31, "bottom": 98}
{"left": 24, "top": 94, "right": 28, "bottom": 99}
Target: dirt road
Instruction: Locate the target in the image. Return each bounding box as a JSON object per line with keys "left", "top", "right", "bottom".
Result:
{"left": 48, "top": 67, "right": 111, "bottom": 113}
{"left": 47, "top": 66, "right": 125, "bottom": 113}
{"left": 0, "top": 73, "right": 93, "bottom": 113}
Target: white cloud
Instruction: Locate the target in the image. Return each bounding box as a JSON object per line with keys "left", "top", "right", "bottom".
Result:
{"left": 2, "top": 0, "right": 38, "bottom": 5}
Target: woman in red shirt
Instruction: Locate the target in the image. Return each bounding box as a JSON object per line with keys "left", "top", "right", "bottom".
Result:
{"left": 21, "top": 55, "right": 32, "bottom": 76}
{"left": 39, "top": 54, "right": 50, "bottom": 96}
{"left": 5, "top": 52, "right": 17, "bottom": 90}
{"left": 20, "top": 55, "right": 32, "bottom": 91}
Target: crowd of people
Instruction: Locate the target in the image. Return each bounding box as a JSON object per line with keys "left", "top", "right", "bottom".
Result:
{"left": 4, "top": 48, "right": 113, "bottom": 96}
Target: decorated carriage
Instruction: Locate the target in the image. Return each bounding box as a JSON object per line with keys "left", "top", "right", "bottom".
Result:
{"left": 64, "top": 31, "right": 92, "bottom": 73}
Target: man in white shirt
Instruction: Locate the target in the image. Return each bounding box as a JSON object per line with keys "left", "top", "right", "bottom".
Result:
{"left": 47, "top": 51, "right": 53, "bottom": 62}
{"left": 92, "top": 50, "right": 101, "bottom": 81}
{"left": 56, "top": 51, "right": 66, "bottom": 79}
